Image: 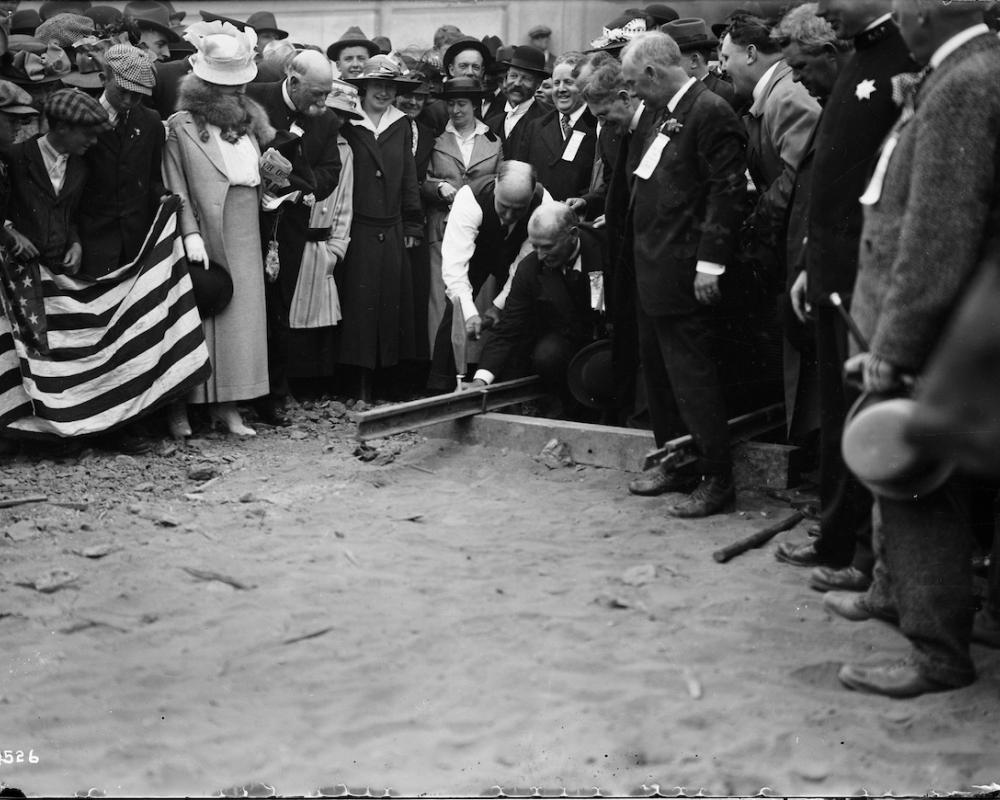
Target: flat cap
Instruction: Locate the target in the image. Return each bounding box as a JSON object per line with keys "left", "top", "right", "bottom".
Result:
{"left": 527, "top": 25, "right": 552, "bottom": 38}
{"left": 43, "top": 87, "right": 112, "bottom": 127}
{"left": 35, "top": 13, "right": 95, "bottom": 48}
{"left": 0, "top": 80, "right": 40, "bottom": 115}
{"left": 105, "top": 43, "right": 156, "bottom": 95}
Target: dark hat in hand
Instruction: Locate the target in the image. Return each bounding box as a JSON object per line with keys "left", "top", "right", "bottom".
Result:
{"left": 567, "top": 339, "right": 619, "bottom": 410}
{"left": 501, "top": 44, "right": 549, "bottom": 77}
{"left": 188, "top": 259, "right": 233, "bottom": 317}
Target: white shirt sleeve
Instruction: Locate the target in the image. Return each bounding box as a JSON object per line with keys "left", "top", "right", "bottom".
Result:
{"left": 494, "top": 188, "right": 554, "bottom": 310}
{"left": 473, "top": 369, "right": 495, "bottom": 384}
{"left": 696, "top": 260, "right": 726, "bottom": 276}
{"left": 441, "top": 185, "right": 484, "bottom": 322}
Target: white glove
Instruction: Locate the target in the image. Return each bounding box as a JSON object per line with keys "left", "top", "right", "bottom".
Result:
{"left": 184, "top": 232, "right": 209, "bottom": 268}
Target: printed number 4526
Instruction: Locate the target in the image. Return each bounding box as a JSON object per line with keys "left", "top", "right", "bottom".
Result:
{"left": 1, "top": 750, "right": 38, "bottom": 764}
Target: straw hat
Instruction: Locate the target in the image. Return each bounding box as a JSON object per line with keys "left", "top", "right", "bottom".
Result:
{"left": 343, "top": 54, "right": 422, "bottom": 91}
{"left": 324, "top": 78, "right": 363, "bottom": 119}
{"left": 184, "top": 21, "right": 257, "bottom": 86}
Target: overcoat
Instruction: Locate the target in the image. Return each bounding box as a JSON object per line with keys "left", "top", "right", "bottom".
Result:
{"left": 336, "top": 112, "right": 423, "bottom": 370}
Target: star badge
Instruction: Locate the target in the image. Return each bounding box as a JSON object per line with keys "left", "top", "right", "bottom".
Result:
{"left": 856, "top": 79, "right": 877, "bottom": 101}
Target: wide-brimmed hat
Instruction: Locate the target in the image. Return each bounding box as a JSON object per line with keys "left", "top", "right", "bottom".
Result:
{"left": 11, "top": 10, "right": 42, "bottom": 36}
{"left": 644, "top": 4, "right": 680, "bottom": 26}
{"left": 1, "top": 37, "right": 73, "bottom": 85}
{"left": 325, "top": 78, "right": 363, "bottom": 119}
{"left": 344, "top": 54, "right": 422, "bottom": 90}
{"left": 326, "top": 26, "right": 379, "bottom": 62}
{"left": 35, "top": 13, "right": 95, "bottom": 48}
{"left": 567, "top": 339, "right": 619, "bottom": 410}
{"left": 246, "top": 11, "right": 289, "bottom": 40}
{"left": 60, "top": 36, "right": 113, "bottom": 89}
{"left": 661, "top": 18, "right": 719, "bottom": 53}
{"left": 39, "top": 1, "right": 92, "bottom": 21}
{"left": 185, "top": 21, "right": 257, "bottom": 86}
{"left": 586, "top": 13, "right": 651, "bottom": 54}
{"left": 0, "top": 80, "right": 41, "bottom": 115}
{"left": 842, "top": 392, "right": 955, "bottom": 501}
{"left": 198, "top": 10, "right": 246, "bottom": 30}
{"left": 433, "top": 76, "right": 488, "bottom": 101}
{"left": 126, "top": 2, "right": 181, "bottom": 42}
{"left": 443, "top": 36, "right": 493, "bottom": 73}
{"left": 501, "top": 44, "right": 549, "bottom": 77}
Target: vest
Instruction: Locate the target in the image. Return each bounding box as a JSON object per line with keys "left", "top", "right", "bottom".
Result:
{"left": 469, "top": 179, "right": 544, "bottom": 293}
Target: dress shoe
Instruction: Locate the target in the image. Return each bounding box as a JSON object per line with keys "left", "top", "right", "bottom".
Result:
{"left": 838, "top": 660, "right": 954, "bottom": 698}
{"left": 95, "top": 431, "right": 154, "bottom": 456}
{"left": 972, "top": 607, "right": 1000, "bottom": 649}
{"left": 254, "top": 397, "right": 292, "bottom": 427}
{"left": 775, "top": 540, "right": 845, "bottom": 568}
{"left": 823, "top": 590, "right": 897, "bottom": 623}
{"left": 167, "top": 401, "right": 192, "bottom": 439}
{"left": 809, "top": 565, "right": 872, "bottom": 593}
{"left": 667, "top": 474, "right": 735, "bottom": 518}
{"left": 628, "top": 466, "right": 697, "bottom": 497}
{"left": 210, "top": 403, "right": 256, "bottom": 437}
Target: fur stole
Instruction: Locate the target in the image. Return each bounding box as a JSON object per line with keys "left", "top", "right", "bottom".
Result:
{"left": 176, "top": 74, "right": 275, "bottom": 145}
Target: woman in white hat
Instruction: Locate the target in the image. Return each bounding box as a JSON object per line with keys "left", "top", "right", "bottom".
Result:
{"left": 337, "top": 55, "right": 424, "bottom": 400}
{"left": 162, "top": 21, "right": 275, "bottom": 437}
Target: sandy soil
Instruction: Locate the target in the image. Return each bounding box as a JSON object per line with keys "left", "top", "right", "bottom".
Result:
{"left": 1, "top": 400, "right": 999, "bottom": 797}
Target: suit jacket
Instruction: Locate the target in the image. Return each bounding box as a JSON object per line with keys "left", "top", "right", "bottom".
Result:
{"left": 515, "top": 106, "right": 599, "bottom": 206}
{"left": 79, "top": 104, "right": 166, "bottom": 277}
{"left": 482, "top": 90, "right": 507, "bottom": 124}
{"left": 743, "top": 62, "right": 820, "bottom": 255}
{"left": 149, "top": 58, "right": 192, "bottom": 120}
{"left": 852, "top": 31, "right": 1000, "bottom": 373}
{"left": 632, "top": 81, "right": 747, "bottom": 317}
{"left": 409, "top": 117, "right": 436, "bottom": 184}
{"left": 479, "top": 225, "right": 605, "bottom": 378}
{"left": 488, "top": 98, "right": 546, "bottom": 159}
{"left": 702, "top": 71, "right": 739, "bottom": 110}
{"left": 418, "top": 100, "right": 449, "bottom": 138}
{"left": 6, "top": 137, "right": 86, "bottom": 267}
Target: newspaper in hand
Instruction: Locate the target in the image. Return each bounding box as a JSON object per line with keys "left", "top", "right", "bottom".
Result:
{"left": 259, "top": 147, "right": 293, "bottom": 195}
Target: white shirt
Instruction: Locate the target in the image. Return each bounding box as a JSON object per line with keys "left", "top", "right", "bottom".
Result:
{"left": 864, "top": 13, "right": 892, "bottom": 32}
{"left": 99, "top": 92, "right": 119, "bottom": 128}
{"left": 930, "top": 23, "right": 991, "bottom": 70}
{"left": 503, "top": 97, "right": 535, "bottom": 138}
{"left": 351, "top": 104, "right": 406, "bottom": 140}
{"left": 208, "top": 125, "right": 261, "bottom": 188}
{"left": 441, "top": 183, "right": 554, "bottom": 321}
{"left": 558, "top": 103, "right": 586, "bottom": 137}
{"left": 445, "top": 119, "right": 489, "bottom": 168}
{"left": 37, "top": 134, "right": 69, "bottom": 195}
{"left": 629, "top": 100, "right": 645, "bottom": 133}
{"left": 749, "top": 60, "right": 782, "bottom": 117}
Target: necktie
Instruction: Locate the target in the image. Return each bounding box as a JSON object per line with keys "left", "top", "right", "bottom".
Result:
{"left": 561, "top": 113, "right": 572, "bottom": 140}
{"left": 891, "top": 66, "right": 932, "bottom": 115}
{"left": 115, "top": 109, "right": 129, "bottom": 138}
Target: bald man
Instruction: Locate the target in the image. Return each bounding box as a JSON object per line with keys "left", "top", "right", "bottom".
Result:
{"left": 471, "top": 202, "right": 606, "bottom": 399}
{"left": 247, "top": 51, "right": 343, "bottom": 419}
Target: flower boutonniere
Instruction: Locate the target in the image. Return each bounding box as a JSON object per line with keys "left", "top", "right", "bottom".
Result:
{"left": 664, "top": 118, "right": 683, "bottom": 135}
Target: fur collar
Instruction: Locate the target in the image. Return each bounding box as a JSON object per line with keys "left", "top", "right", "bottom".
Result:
{"left": 176, "top": 74, "right": 275, "bottom": 145}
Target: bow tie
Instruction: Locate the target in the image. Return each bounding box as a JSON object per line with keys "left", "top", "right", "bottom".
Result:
{"left": 892, "top": 67, "right": 932, "bottom": 112}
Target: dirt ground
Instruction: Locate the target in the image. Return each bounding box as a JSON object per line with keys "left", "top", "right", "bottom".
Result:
{"left": 1, "top": 399, "right": 999, "bottom": 797}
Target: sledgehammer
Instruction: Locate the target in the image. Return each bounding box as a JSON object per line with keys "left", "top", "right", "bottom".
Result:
{"left": 712, "top": 511, "right": 805, "bottom": 563}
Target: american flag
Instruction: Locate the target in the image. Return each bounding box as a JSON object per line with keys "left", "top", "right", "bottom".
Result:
{"left": 0, "top": 196, "right": 212, "bottom": 439}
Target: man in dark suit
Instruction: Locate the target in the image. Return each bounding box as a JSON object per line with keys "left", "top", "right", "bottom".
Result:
{"left": 777, "top": 0, "right": 917, "bottom": 589}
{"left": 488, "top": 45, "right": 549, "bottom": 158}
{"left": 515, "top": 54, "right": 600, "bottom": 217}
{"left": 826, "top": 1, "right": 1000, "bottom": 698}
{"left": 79, "top": 44, "right": 165, "bottom": 278}
{"left": 246, "top": 50, "right": 342, "bottom": 421}
{"left": 470, "top": 202, "right": 604, "bottom": 398}
{"left": 662, "top": 18, "right": 740, "bottom": 110}
{"left": 620, "top": 31, "right": 747, "bottom": 518}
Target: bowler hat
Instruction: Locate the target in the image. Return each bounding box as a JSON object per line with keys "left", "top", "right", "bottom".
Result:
{"left": 434, "top": 76, "right": 488, "bottom": 101}
{"left": 126, "top": 2, "right": 181, "bottom": 42}
{"left": 567, "top": 339, "right": 619, "bottom": 410}
{"left": 11, "top": 10, "right": 42, "bottom": 36}
{"left": 644, "top": 4, "right": 680, "bottom": 26}
{"left": 501, "top": 44, "right": 549, "bottom": 77}
{"left": 842, "top": 392, "right": 955, "bottom": 500}
{"left": 188, "top": 259, "right": 233, "bottom": 317}
{"left": 443, "top": 37, "right": 493, "bottom": 73}
{"left": 246, "top": 11, "right": 289, "bottom": 40}
{"left": 481, "top": 35, "right": 503, "bottom": 58}
{"left": 39, "top": 1, "right": 92, "bottom": 21}
{"left": 326, "top": 26, "right": 379, "bottom": 62}
{"left": 661, "top": 18, "right": 718, "bottom": 53}
{"left": 487, "top": 45, "right": 514, "bottom": 75}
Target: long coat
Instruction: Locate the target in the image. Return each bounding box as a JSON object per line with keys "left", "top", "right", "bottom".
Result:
{"left": 336, "top": 113, "right": 423, "bottom": 370}
{"left": 514, "top": 107, "right": 599, "bottom": 206}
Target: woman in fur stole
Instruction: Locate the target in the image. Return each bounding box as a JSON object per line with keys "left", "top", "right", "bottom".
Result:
{"left": 163, "top": 21, "right": 274, "bottom": 437}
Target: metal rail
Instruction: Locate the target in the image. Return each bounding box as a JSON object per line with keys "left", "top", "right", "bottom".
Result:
{"left": 354, "top": 376, "right": 545, "bottom": 441}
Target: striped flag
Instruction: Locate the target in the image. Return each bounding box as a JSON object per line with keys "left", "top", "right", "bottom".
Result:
{"left": 0, "top": 196, "right": 212, "bottom": 439}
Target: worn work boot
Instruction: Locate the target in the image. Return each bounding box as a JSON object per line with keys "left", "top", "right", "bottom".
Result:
{"left": 628, "top": 465, "right": 697, "bottom": 497}
{"left": 809, "top": 565, "right": 872, "bottom": 593}
{"left": 838, "top": 659, "right": 956, "bottom": 698}
{"left": 667, "top": 474, "right": 735, "bottom": 518}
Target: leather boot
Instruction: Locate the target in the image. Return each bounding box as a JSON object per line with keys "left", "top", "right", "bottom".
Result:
{"left": 667, "top": 474, "right": 735, "bottom": 518}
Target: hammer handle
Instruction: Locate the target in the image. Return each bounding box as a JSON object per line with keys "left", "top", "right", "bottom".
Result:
{"left": 712, "top": 511, "right": 805, "bottom": 564}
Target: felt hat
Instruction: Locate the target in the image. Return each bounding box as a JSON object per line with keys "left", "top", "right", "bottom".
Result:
{"left": 500, "top": 44, "right": 549, "bottom": 77}
{"left": 443, "top": 36, "right": 493, "bottom": 73}
{"left": 567, "top": 339, "right": 619, "bottom": 410}
{"left": 527, "top": 25, "right": 552, "bottom": 39}
{"left": 60, "top": 36, "right": 114, "bottom": 90}
{"left": 0, "top": 80, "right": 41, "bottom": 115}
{"left": 481, "top": 35, "right": 503, "bottom": 58}
{"left": 643, "top": 4, "right": 680, "bottom": 26}
{"left": 185, "top": 21, "right": 257, "bottom": 86}
{"left": 11, "top": 10, "right": 42, "bottom": 36}
{"left": 325, "top": 78, "right": 364, "bottom": 119}
{"left": 372, "top": 36, "right": 393, "bottom": 55}
{"left": 433, "top": 76, "right": 488, "bottom": 101}
{"left": 326, "top": 26, "right": 379, "bottom": 62}
{"left": 188, "top": 259, "right": 233, "bottom": 317}
{"left": 43, "top": 86, "right": 111, "bottom": 127}
{"left": 126, "top": 2, "right": 181, "bottom": 42}
{"left": 159, "top": 1, "right": 185, "bottom": 23}
{"left": 661, "top": 18, "right": 719, "bottom": 53}
{"left": 84, "top": 6, "right": 124, "bottom": 29}
{"left": 344, "top": 54, "right": 422, "bottom": 90}
{"left": 487, "top": 45, "right": 514, "bottom": 75}
{"left": 39, "top": 1, "right": 92, "bottom": 21}
{"left": 711, "top": 5, "right": 765, "bottom": 39}
{"left": 198, "top": 10, "right": 246, "bottom": 30}
{"left": 246, "top": 11, "right": 289, "bottom": 40}
{"left": 842, "top": 392, "right": 955, "bottom": 501}
{"left": 35, "top": 13, "right": 95, "bottom": 48}
{"left": 1, "top": 37, "right": 73, "bottom": 85}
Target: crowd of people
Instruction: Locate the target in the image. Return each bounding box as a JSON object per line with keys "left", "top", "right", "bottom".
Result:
{"left": 1, "top": 0, "right": 1000, "bottom": 699}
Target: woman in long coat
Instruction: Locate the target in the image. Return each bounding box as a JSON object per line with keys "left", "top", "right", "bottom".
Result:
{"left": 421, "top": 77, "right": 501, "bottom": 354}
{"left": 338, "top": 56, "right": 423, "bottom": 399}
{"left": 163, "top": 22, "right": 273, "bottom": 437}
